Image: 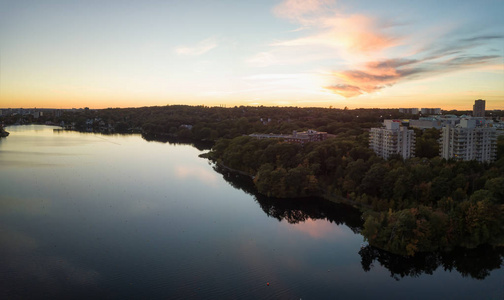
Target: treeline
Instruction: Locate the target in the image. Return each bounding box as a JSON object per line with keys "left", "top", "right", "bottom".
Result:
{"left": 208, "top": 131, "right": 504, "bottom": 256}
{"left": 93, "top": 106, "right": 405, "bottom": 140}
{"left": 6, "top": 105, "right": 405, "bottom": 140}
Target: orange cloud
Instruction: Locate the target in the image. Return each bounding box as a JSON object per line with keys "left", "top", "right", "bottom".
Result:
{"left": 325, "top": 60, "right": 405, "bottom": 97}
{"left": 321, "top": 14, "right": 398, "bottom": 53}
{"left": 325, "top": 51, "right": 502, "bottom": 98}
{"left": 272, "top": 0, "right": 398, "bottom": 57}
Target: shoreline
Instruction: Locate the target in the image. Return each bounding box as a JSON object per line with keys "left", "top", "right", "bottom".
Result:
{"left": 211, "top": 159, "right": 371, "bottom": 211}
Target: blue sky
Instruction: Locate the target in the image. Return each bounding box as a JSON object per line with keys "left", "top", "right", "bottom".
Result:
{"left": 1, "top": 0, "right": 503, "bottom": 109}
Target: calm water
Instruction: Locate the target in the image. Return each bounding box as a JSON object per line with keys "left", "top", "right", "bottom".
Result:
{"left": 0, "top": 125, "right": 502, "bottom": 299}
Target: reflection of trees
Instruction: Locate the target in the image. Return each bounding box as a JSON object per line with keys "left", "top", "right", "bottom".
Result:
{"left": 214, "top": 164, "right": 504, "bottom": 281}
{"left": 141, "top": 134, "right": 213, "bottom": 151}
{"left": 359, "top": 244, "right": 504, "bottom": 280}
{"left": 214, "top": 165, "right": 363, "bottom": 234}
{"left": 256, "top": 195, "right": 363, "bottom": 234}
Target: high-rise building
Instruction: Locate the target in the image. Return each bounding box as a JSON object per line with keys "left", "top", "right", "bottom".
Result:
{"left": 369, "top": 120, "right": 415, "bottom": 160}
{"left": 473, "top": 99, "right": 485, "bottom": 117}
{"left": 440, "top": 119, "right": 496, "bottom": 162}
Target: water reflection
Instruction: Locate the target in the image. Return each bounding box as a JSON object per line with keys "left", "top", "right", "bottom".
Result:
{"left": 141, "top": 134, "right": 213, "bottom": 151}
{"left": 213, "top": 164, "right": 504, "bottom": 281}
{"left": 359, "top": 244, "right": 504, "bottom": 280}
{"left": 213, "top": 165, "right": 363, "bottom": 231}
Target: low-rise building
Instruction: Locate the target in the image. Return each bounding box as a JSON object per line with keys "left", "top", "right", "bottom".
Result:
{"left": 250, "top": 129, "right": 327, "bottom": 144}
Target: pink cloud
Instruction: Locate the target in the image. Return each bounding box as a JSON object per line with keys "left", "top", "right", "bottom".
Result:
{"left": 272, "top": 0, "right": 399, "bottom": 56}
{"left": 325, "top": 53, "right": 501, "bottom": 97}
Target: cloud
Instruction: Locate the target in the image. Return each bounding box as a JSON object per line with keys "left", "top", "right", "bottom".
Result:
{"left": 324, "top": 84, "right": 362, "bottom": 98}
{"left": 459, "top": 35, "right": 504, "bottom": 43}
{"left": 271, "top": 0, "right": 399, "bottom": 56}
{"left": 175, "top": 37, "right": 217, "bottom": 56}
{"left": 273, "top": 0, "right": 333, "bottom": 25}
{"left": 324, "top": 32, "right": 503, "bottom": 97}
{"left": 246, "top": 52, "right": 277, "bottom": 67}
{"left": 325, "top": 50, "right": 501, "bottom": 97}
{"left": 247, "top": 1, "right": 401, "bottom": 70}
{"left": 259, "top": 1, "right": 504, "bottom": 97}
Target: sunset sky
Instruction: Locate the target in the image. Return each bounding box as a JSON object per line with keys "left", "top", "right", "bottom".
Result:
{"left": 1, "top": 0, "right": 503, "bottom": 110}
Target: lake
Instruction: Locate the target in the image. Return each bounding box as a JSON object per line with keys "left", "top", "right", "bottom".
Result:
{"left": 0, "top": 125, "right": 502, "bottom": 299}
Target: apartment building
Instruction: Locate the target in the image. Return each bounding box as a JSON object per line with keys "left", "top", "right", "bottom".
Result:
{"left": 369, "top": 120, "right": 415, "bottom": 159}
{"left": 440, "top": 119, "right": 497, "bottom": 162}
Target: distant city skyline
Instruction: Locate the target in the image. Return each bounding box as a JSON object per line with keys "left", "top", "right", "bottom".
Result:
{"left": 1, "top": 0, "right": 503, "bottom": 110}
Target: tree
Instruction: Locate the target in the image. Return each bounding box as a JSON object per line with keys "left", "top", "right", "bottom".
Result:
{"left": 360, "top": 163, "right": 388, "bottom": 197}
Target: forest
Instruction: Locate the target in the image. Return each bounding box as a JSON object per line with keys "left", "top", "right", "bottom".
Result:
{"left": 206, "top": 123, "right": 504, "bottom": 256}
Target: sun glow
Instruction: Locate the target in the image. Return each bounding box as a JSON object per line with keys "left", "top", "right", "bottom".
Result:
{"left": 0, "top": 0, "right": 502, "bottom": 109}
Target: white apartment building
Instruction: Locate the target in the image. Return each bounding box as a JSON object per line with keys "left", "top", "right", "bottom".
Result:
{"left": 370, "top": 120, "right": 415, "bottom": 159}
{"left": 440, "top": 119, "right": 497, "bottom": 162}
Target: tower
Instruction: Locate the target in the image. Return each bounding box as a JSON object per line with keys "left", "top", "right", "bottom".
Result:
{"left": 473, "top": 99, "right": 485, "bottom": 118}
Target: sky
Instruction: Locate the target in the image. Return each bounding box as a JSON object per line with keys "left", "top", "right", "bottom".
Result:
{"left": 0, "top": 0, "right": 503, "bottom": 110}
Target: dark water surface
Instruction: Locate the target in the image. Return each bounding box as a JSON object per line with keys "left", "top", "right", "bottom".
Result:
{"left": 0, "top": 125, "right": 502, "bottom": 299}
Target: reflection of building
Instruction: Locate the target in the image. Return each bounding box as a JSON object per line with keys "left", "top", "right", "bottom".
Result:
{"left": 440, "top": 118, "right": 496, "bottom": 162}
{"left": 420, "top": 108, "right": 441, "bottom": 115}
{"left": 369, "top": 120, "right": 415, "bottom": 159}
{"left": 473, "top": 99, "right": 485, "bottom": 118}
{"left": 250, "top": 129, "right": 327, "bottom": 144}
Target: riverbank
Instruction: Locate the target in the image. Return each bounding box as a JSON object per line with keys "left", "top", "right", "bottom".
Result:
{"left": 206, "top": 156, "right": 373, "bottom": 212}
